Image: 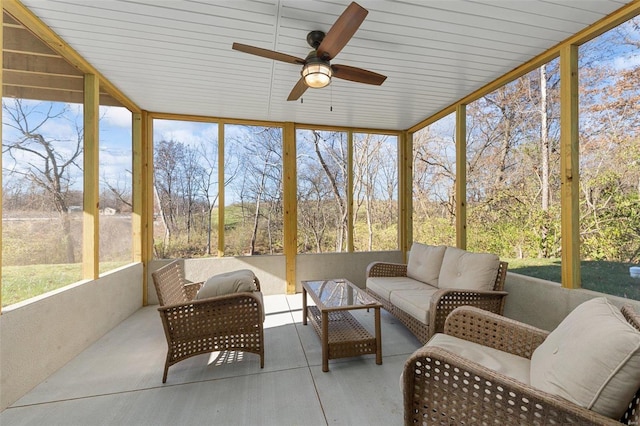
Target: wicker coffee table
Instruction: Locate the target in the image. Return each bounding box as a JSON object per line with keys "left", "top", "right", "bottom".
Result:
{"left": 301, "top": 278, "right": 382, "bottom": 372}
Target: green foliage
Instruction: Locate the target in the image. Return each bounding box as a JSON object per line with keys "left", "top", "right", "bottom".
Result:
{"left": 2, "top": 261, "right": 128, "bottom": 307}
{"left": 580, "top": 186, "right": 640, "bottom": 262}
{"left": 352, "top": 222, "right": 398, "bottom": 251}
{"left": 412, "top": 218, "right": 455, "bottom": 247}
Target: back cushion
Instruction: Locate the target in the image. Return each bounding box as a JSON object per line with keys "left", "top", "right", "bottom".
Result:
{"left": 438, "top": 247, "right": 499, "bottom": 291}
{"left": 406, "top": 243, "right": 447, "bottom": 286}
{"left": 530, "top": 297, "right": 640, "bottom": 419}
{"left": 196, "top": 269, "right": 257, "bottom": 299}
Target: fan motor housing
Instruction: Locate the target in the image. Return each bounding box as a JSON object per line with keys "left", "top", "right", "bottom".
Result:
{"left": 306, "top": 31, "right": 325, "bottom": 49}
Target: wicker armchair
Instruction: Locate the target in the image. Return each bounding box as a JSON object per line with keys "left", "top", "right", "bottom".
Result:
{"left": 152, "top": 260, "right": 265, "bottom": 383}
{"left": 403, "top": 306, "right": 640, "bottom": 425}
{"left": 366, "top": 260, "right": 508, "bottom": 343}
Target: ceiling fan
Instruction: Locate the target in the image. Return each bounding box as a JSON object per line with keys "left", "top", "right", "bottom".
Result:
{"left": 232, "top": 2, "right": 387, "bottom": 101}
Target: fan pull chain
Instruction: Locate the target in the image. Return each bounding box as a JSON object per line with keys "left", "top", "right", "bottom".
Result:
{"left": 330, "top": 85, "right": 333, "bottom": 112}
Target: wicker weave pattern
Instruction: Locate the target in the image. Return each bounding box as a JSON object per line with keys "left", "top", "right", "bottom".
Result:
{"left": 444, "top": 306, "right": 548, "bottom": 359}
{"left": 183, "top": 282, "right": 203, "bottom": 300}
{"left": 307, "top": 306, "right": 377, "bottom": 360}
{"left": 403, "top": 305, "right": 640, "bottom": 426}
{"left": 429, "top": 289, "right": 508, "bottom": 339}
{"left": 152, "top": 261, "right": 264, "bottom": 383}
{"left": 404, "top": 346, "right": 621, "bottom": 426}
{"left": 152, "top": 261, "right": 191, "bottom": 306}
{"left": 622, "top": 305, "right": 640, "bottom": 331}
{"left": 620, "top": 306, "right": 640, "bottom": 425}
{"left": 366, "top": 260, "right": 509, "bottom": 344}
{"left": 366, "top": 262, "right": 407, "bottom": 278}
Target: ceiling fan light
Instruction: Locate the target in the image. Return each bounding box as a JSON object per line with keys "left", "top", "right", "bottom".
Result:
{"left": 302, "top": 61, "right": 332, "bottom": 88}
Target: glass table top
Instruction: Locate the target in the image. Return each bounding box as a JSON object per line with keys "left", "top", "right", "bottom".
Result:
{"left": 302, "top": 279, "right": 379, "bottom": 309}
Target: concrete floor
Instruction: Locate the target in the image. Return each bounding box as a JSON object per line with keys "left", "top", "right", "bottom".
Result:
{"left": 1, "top": 294, "right": 422, "bottom": 426}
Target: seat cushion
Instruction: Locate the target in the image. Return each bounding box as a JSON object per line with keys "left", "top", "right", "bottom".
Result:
{"left": 427, "top": 333, "right": 531, "bottom": 385}
{"left": 366, "top": 276, "right": 428, "bottom": 302}
{"left": 438, "top": 247, "right": 500, "bottom": 291}
{"left": 389, "top": 287, "right": 440, "bottom": 325}
{"left": 530, "top": 297, "right": 640, "bottom": 419}
{"left": 196, "top": 269, "right": 257, "bottom": 299}
{"left": 406, "top": 243, "right": 447, "bottom": 287}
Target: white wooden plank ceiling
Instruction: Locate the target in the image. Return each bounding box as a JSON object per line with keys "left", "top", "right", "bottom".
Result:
{"left": 17, "top": 0, "right": 630, "bottom": 130}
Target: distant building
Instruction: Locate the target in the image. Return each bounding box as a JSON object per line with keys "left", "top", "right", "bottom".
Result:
{"left": 100, "top": 207, "right": 117, "bottom": 215}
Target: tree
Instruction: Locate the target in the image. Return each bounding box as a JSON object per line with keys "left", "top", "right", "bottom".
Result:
{"left": 353, "top": 133, "right": 398, "bottom": 251}
{"left": 296, "top": 131, "right": 348, "bottom": 253}
{"left": 2, "top": 99, "right": 83, "bottom": 263}
{"left": 101, "top": 170, "right": 132, "bottom": 211}
{"left": 195, "top": 139, "right": 221, "bottom": 255}
{"left": 226, "top": 126, "right": 283, "bottom": 255}
{"left": 412, "top": 123, "right": 457, "bottom": 245}
{"left": 578, "top": 36, "right": 640, "bottom": 262}
{"left": 154, "top": 139, "right": 184, "bottom": 249}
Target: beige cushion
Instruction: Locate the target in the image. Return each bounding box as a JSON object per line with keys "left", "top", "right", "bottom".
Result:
{"left": 389, "top": 287, "right": 440, "bottom": 324}
{"left": 196, "top": 269, "right": 257, "bottom": 299}
{"left": 427, "top": 333, "right": 531, "bottom": 384}
{"left": 530, "top": 297, "right": 640, "bottom": 419}
{"left": 438, "top": 247, "right": 499, "bottom": 291}
{"left": 366, "top": 276, "right": 430, "bottom": 302}
{"left": 406, "top": 243, "right": 447, "bottom": 286}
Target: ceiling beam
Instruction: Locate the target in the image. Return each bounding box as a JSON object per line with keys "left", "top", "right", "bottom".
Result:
{"left": 3, "top": 85, "right": 123, "bottom": 106}
{"left": 4, "top": 0, "right": 140, "bottom": 112}
{"left": 3, "top": 26, "right": 57, "bottom": 56}
{"left": 3, "top": 69, "right": 83, "bottom": 91}
{"left": 3, "top": 51, "right": 81, "bottom": 77}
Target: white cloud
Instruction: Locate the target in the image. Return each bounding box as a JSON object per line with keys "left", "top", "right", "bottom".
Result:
{"left": 613, "top": 55, "right": 640, "bottom": 70}
{"left": 153, "top": 119, "right": 217, "bottom": 148}
{"left": 100, "top": 106, "right": 132, "bottom": 127}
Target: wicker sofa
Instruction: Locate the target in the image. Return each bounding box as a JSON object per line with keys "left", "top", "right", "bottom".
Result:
{"left": 366, "top": 243, "right": 508, "bottom": 343}
{"left": 403, "top": 301, "right": 640, "bottom": 425}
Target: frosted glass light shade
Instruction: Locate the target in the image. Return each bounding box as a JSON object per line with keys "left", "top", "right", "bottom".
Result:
{"left": 302, "top": 61, "right": 332, "bottom": 88}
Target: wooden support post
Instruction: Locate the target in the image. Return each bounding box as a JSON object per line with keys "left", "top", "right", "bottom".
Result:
{"left": 132, "top": 113, "right": 142, "bottom": 263}
{"left": 131, "top": 112, "right": 148, "bottom": 304}
{"left": 82, "top": 73, "right": 99, "bottom": 279}
{"left": 455, "top": 104, "right": 467, "bottom": 250}
{"left": 560, "top": 44, "right": 581, "bottom": 289}
{"left": 283, "top": 122, "right": 297, "bottom": 294}
{"left": 398, "top": 131, "right": 413, "bottom": 260}
{"left": 0, "top": 2, "right": 4, "bottom": 312}
{"left": 347, "top": 130, "right": 354, "bottom": 252}
{"left": 218, "top": 123, "right": 225, "bottom": 257}
{"left": 141, "top": 112, "right": 153, "bottom": 305}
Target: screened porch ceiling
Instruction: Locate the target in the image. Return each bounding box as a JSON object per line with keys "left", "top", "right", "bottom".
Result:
{"left": 7, "top": 0, "right": 633, "bottom": 131}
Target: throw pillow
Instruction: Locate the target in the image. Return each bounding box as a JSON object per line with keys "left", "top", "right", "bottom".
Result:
{"left": 406, "top": 243, "right": 447, "bottom": 287}
{"left": 530, "top": 297, "right": 640, "bottom": 419}
{"left": 437, "top": 247, "right": 499, "bottom": 291}
{"left": 196, "top": 269, "right": 257, "bottom": 299}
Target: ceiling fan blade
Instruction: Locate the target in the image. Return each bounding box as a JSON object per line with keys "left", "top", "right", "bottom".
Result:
{"left": 317, "top": 2, "right": 368, "bottom": 60}
{"left": 332, "top": 64, "right": 387, "bottom": 85}
{"left": 232, "top": 43, "right": 305, "bottom": 65}
{"left": 287, "top": 77, "right": 309, "bottom": 101}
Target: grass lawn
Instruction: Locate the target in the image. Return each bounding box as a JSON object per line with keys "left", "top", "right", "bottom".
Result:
{"left": 2, "top": 261, "right": 130, "bottom": 307}
{"left": 2, "top": 258, "right": 639, "bottom": 307}
{"left": 505, "top": 257, "right": 640, "bottom": 301}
